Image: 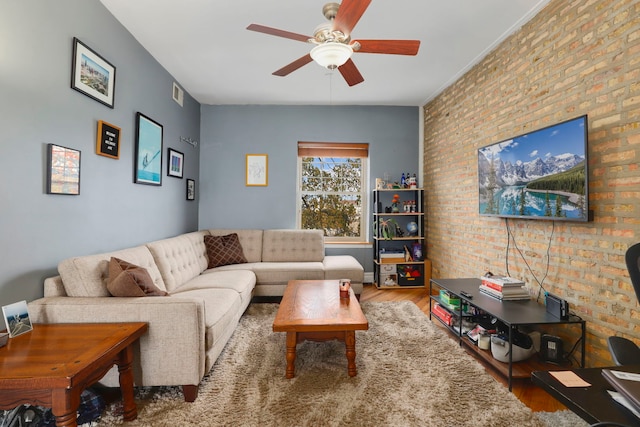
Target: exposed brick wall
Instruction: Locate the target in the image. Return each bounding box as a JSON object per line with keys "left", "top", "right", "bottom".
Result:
{"left": 423, "top": 0, "right": 640, "bottom": 367}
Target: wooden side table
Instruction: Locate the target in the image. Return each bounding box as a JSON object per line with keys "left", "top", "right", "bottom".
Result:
{"left": 0, "top": 322, "right": 148, "bottom": 427}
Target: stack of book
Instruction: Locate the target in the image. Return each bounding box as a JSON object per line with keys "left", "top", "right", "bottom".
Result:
{"left": 431, "top": 303, "right": 453, "bottom": 326}
{"left": 479, "top": 276, "right": 530, "bottom": 301}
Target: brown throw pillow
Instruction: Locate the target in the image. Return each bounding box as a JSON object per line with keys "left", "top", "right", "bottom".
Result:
{"left": 204, "top": 233, "right": 248, "bottom": 268}
{"left": 107, "top": 257, "right": 168, "bottom": 297}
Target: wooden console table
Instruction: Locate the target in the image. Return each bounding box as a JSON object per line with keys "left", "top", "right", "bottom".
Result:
{"left": 0, "top": 322, "right": 148, "bottom": 427}
{"left": 429, "top": 278, "right": 586, "bottom": 390}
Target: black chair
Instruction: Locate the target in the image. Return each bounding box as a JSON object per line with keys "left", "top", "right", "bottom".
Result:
{"left": 590, "top": 423, "right": 634, "bottom": 427}
{"left": 607, "top": 242, "right": 640, "bottom": 366}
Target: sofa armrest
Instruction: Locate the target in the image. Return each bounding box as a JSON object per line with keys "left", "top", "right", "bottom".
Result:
{"left": 28, "top": 296, "right": 206, "bottom": 388}
{"left": 44, "top": 275, "right": 67, "bottom": 297}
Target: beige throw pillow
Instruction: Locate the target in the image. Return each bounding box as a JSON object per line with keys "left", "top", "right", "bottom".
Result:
{"left": 107, "top": 257, "right": 168, "bottom": 297}
{"left": 204, "top": 233, "right": 248, "bottom": 268}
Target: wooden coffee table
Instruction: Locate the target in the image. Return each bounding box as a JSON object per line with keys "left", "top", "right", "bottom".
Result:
{"left": 0, "top": 322, "right": 148, "bottom": 427}
{"left": 273, "top": 280, "right": 368, "bottom": 378}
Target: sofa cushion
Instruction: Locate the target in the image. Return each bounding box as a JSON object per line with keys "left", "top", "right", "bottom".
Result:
{"left": 146, "top": 231, "right": 210, "bottom": 293}
{"left": 322, "top": 255, "right": 365, "bottom": 283}
{"left": 177, "top": 269, "right": 256, "bottom": 308}
{"left": 204, "top": 233, "right": 248, "bottom": 268}
{"left": 107, "top": 257, "right": 169, "bottom": 297}
{"left": 261, "top": 229, "right": 325, "bottom": 262}
{"left": 58, "top": 246, "right": 166, "bottom": 297}
{"left": 208, "top": 229, "right": 263, "bottom": 263}
{"left": 251, "top": 261, "right": 325, "bottom": 284}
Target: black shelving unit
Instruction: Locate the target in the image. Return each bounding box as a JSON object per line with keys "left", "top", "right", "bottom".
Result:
{"left": 373, "top": 188, "right": 426, "bottom": 289}
{"left": 429, "top": 277, "right": 586, "bottom": 391}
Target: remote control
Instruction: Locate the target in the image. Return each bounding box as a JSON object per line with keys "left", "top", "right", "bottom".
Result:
{"left": 460, "top": 291, "right": 473, "bottom": 299}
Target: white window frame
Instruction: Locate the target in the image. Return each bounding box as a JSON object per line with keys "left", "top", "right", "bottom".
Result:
{"left": 296, "top": 142, "right": 369, "bottom": 243}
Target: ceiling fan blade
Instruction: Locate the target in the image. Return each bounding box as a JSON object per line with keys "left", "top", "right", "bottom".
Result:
{"left": 332, "top": 0, "right": 372, "bottom": 36}
{"left": 355, "top": 40, "right": 421, "bottom": 55}
{"left": 273, "top": 54, "right": 314, "bottom": 77}
{"left": 338, "top": 59, "right": 364, "bottom": 87}
{"left": 246, "top": 24, "right": 311, "bottom": 43}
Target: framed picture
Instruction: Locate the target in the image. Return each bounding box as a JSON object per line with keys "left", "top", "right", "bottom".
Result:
{"left": 2, "top": 300, "right": 32, "bottom": 338}
{"left": 96, "top": 120, "right": 121, "bottom": 159}
{"left": 186, "top": 179, "right": 195, "bottom": 201}
{"left": 71, "top": 37, "right": 116, "bottom": 108}
{"left": 167, "top": 148, "right": 184, "bottom": 178}
{"left": 46, "top": 144, "right": 81, "bottom": 195}
{"left": 134, "top": 112, "right": 163, "bottom": 186}
{"left": 246, "top": 154, "right": 268, "bottom": 186}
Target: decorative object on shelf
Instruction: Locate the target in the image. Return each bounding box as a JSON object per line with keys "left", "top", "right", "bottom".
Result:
{"left": 375, "top": 218, "right": 398, "bottom": 240}
{"left": 408, "top": 173, "right": 418, "bottom": 189}
{"left": 2, "top": 300, "right": 32, "bottom": 338}
{"left": 71, "top": 37, "right": 116, "bottom": 108}
{"left": 406, "top": 221, "right": 418, "bottom": 236}
{"left": 391, "top": 194, "right": 400, "bottom": 213}
{"left": 186, "top": 179, "right": 195, "bottom": 201}
{"left": 167, "top": 148, "right": 184, "bottom": 178}
{"left": 180, "top": 136, "right": 198, "bottom": 148}
{"left": 412, "top": 242, "right": 423, "bottom": 261}
{"left": 46, "top": 144, "right": 80, "bottom": 195}
{"left": 246, "top": 154, "right": 268, "bottom": 186}
{"left": 96, "top": 120, "right": 120, "bottom": 159}
{"left": 375, "top": 178, "right": 386, "bottom": 190}
{"left": 134, "top": 112, "right": 163, "bottom": 186}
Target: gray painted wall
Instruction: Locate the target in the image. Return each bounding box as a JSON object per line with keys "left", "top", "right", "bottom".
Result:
{"left": 198, "top": 105, "right": 420, "bottom": 271}
{"left": 0, "top": 1, "right": 200, "bottom": 305}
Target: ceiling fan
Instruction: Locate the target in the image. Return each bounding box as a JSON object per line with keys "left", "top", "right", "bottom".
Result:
{"left": 246, "top": 0, "right": 420, "bottom": 87}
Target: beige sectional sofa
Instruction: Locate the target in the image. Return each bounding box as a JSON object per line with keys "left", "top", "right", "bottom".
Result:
{"left": 28, "top": 228, "right": 364, "bottom": 402}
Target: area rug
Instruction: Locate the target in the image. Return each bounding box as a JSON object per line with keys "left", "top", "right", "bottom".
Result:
{"left": 92, "top": 302, "right": 588, "bottom": 427}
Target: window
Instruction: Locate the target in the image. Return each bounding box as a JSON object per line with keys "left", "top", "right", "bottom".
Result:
{"left": 297, "top": 142, "right": 369, "bottom": 243}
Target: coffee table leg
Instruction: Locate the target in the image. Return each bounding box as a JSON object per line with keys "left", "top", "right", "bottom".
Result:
{"left": 345, "top": 331, "right": 357, "bottom": 377}
{"left": 51, "top": 388, "right": 79, "bottom": 427}
{"left": 285, "top": 332, "right": 297, "bottom": 379}
{"left": 117, "top": 345, "right": 138, "bottom": 421}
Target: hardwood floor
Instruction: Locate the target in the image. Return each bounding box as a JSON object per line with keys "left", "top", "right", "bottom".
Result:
{"left": 360, "top": 284, "right": 568, "bottom": 412}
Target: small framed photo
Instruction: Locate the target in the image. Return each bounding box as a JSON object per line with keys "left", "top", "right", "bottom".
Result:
{"left": 167, "top": 148, "right": 184, "bottom": 178}
{"left": 96, "top": 120, "right": 121, "bottom": 159}
{"left": 246, "top": 154, "right": 268, "bottom": 186}
{"left": 186, "top": 179, "right": 195, "bottom": 200}
{"left": 71, "top": 37, "right": 116, "bottom": 108}
{"left": 2, "top": 300, "right": 33, "bottom": 338}
{"left": 134, "top": 112, "right": 163, "bottom": 186}
{"left": 46, "top": 144, "right": 81, "bottom": 195}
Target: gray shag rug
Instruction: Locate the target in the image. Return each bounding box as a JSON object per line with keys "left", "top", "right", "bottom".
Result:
{"left": 92, "top": 302, "right": 588, "bottom": 426}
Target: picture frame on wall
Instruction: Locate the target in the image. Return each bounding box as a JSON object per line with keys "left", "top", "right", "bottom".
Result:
{"left": 96, "top": 120, "right": 121, "bottom": 159}
{"left": 134, "top": 112, "right": 163, "bottom": 186}
{"left": 2, "top": 300, "right": 33, "bottom": 338}
{"left": 167, "top": 148, "right": 184, "bottom": 178}
{"left": 46, "top": 144, "right": 81, "bottom": 195}
{"left": 71, "top": 37, "right": 116, "bottom": 108}
{"left": 186, "top": 179, "right": 195, "bottom": 201}
{"left": 246, "top": 154, "right": 268, "bottom": 186}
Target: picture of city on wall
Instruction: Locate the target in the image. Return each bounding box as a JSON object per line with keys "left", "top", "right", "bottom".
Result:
{"left": 477, "top": 115, "right": 589, "bottom": 222}
{"left": 71, "top": 37, "right": 116, "bottom": 108}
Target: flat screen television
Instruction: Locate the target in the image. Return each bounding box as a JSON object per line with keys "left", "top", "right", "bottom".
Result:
{"left": 478, "top": 115, "right": 589, "bottom": 221}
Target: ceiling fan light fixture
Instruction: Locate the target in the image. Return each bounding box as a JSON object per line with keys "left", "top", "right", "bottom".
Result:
{"left": 310, "top": 42, "right": 353, "bottom": 70}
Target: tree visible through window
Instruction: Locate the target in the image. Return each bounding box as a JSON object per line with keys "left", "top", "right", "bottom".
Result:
{"left": 297, "top": 142, "right": 368, "bottom": 242}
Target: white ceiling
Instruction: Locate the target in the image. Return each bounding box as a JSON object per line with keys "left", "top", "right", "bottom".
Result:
{"left": 99, "top": 0, "right": 550, "bottom": 106}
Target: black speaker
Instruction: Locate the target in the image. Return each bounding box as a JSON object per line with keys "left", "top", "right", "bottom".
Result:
{"left": 540, "top": 334, "right": 564, "bottom": 364}
{"left": 546, "top": 293, "right": 568, "bottom": 320}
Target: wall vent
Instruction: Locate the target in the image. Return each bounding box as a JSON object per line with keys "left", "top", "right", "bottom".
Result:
{"left": 172, "top": 82, "right": 184, "bottom": 107}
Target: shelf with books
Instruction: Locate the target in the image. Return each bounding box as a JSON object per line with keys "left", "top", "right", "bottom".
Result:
{"left": 372, "top": 188, "right": 430, "bottom": 289}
